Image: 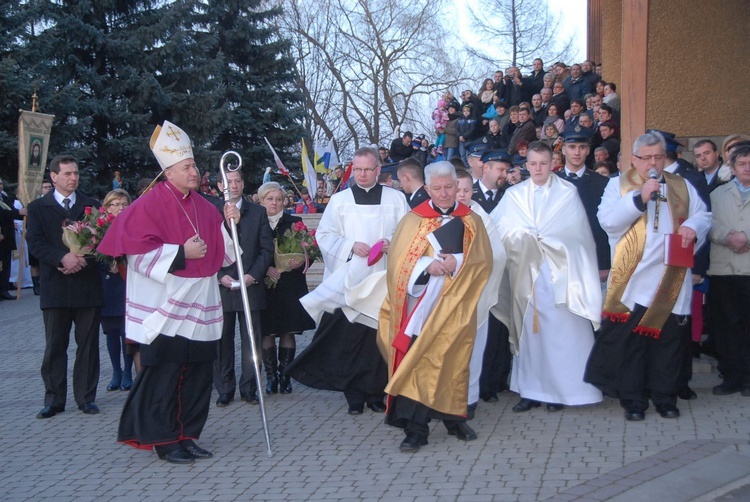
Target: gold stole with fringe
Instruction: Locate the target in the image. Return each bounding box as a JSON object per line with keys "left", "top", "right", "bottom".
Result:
{"left": 602, "top": 169, "right": 689, "bottom": 338}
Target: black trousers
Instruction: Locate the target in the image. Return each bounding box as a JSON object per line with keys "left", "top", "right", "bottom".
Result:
{"left": 213, "top": 310, "right": 261, "bottom": 398}
{"left": 479, "top": 314, "right": 511, "bottom": 397}
{"left": 0, "top": 248, "right": 11, "bottom": 293}
{"left": 41, "top": 307, "right": 101, "bottom": 408}
{"left": 710, "top": 275, "right": 750, "bottom": 386}
{"left": 585, "top": 304, "right": 688, "bottom": 410}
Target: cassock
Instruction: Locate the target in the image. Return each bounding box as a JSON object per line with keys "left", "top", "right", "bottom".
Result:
{"left": 492, "top": 175, "right": 603, "bottom": 406}
{"left": 98, "top": 180, "right": 235, "bottom": 449}
{"left": 585, "top": 170, "right": 711, "bottom": 406}
{"left": 288, "top": 183, "right": 409, "bottom": 407}
{"left": 378, "top": 200, "right": 493, "bottom": 425}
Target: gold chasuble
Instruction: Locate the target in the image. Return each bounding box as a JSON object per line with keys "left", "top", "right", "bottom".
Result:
{"left": 602, "top": 170, "right": 689, "bottom": 338}
{"left": 377, "top": 201, "right": 492, "bottom": 417}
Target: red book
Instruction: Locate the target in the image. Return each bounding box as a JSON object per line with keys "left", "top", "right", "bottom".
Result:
{"left": 664, "top": 234, "right": 694, "bottom": 268}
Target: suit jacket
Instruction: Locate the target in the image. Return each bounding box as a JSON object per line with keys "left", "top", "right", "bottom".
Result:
{"left": 215, "top": 196, "right": 274, "bottom": 311}
{"left": 26, "top": 190, "right": 103, "bottom": 309}
{"left": 407, "top": 186, "right": 430, "bottom": 209}
{"left": 472, "top": 181, "right": 501, "bottom": 213}
{"left": 557, "top": 170, "right": 611, "bottom": 270}
{"left": 550, "top": 93, "right": 570, "bottom": 116}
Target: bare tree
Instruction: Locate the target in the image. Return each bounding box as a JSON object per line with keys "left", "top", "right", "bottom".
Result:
{"left": 279, "top": 0, "right": 470, "bottom": 158}
{"left": 467, "top": 0, "right": 575, "bottom": 72}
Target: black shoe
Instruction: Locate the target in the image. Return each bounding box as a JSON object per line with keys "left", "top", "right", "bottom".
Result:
{"left": 512, "top": 398, "right": 541, "bottom": 412}
{"left": 120, "top": 373, "right": 133, "bottom": 391}
{"left": 446, "top": 422, "right": 477, "bottom": 441}
{"left": 180, "top": 440, "right": 213, "bottom": 459}
{"left": 677, "top": 387, "right": 697, "bottom": 400}
{"left": 713, "top": 382, "right": 742, "bottom": 395}
{"left": 278, "top": 347, "right": 296, "bottom": 394}
{"left": 367, "top": 401, "right": 386, "bottom": 413}
{"left": 348, "top": 405, "right": 364, "bottom": 415}
{"left": 216, "top": 394, "right": 233, "bottom": 407}
{"left": 32, "top": 276, "right": 40, "bottom": 296}
{"left": 481, "top": 393, "right": 499, "bottom": 403}
{"left": 36, "top": 405, "right": 64, "bottom": 419}
{"left": 655, "top": 405, "right": 680, "bottom": 419}
{"left": 399, "top": 433, "right": 428, "bottom": 452}
{"left": 624, "top": 409, "right": 645, "bottom": 421}
{"left": 241, "top": 393, "right": 259, "bottom": 404}
{"left": 157, "top": 447, "right": 195, "bottom": 464}
{"left": 700, "top": 340, "right": 718, "bottom": 358}
{"left": 78, "top": 402, "right": 99, "bottom": 415}
{"left": 546, "top": 403, "right": 564, "bottom": 412}
{"left": 0, "top": 292, "right": 16, "bottom": 301}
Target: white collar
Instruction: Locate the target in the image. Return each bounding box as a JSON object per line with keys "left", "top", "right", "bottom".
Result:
{"left": 478, "top": 180, "right": 496, "bottom": 195}
{"left": 564, "top": 166, "right": 584, "bottom": 178}
{"left": 664, "top": 161, "right": 679, "bottom": 174}
{"left": 53, "top": 189, "right": 76, "bottom": 207}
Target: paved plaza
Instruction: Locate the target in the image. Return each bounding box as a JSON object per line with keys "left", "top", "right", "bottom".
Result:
{"left": 2, "top": 290, "right": 750, "bottom": 501}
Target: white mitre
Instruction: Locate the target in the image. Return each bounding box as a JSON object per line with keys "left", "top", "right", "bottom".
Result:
{"left": 149, "top": 120, "right": 194, "bottom": 170}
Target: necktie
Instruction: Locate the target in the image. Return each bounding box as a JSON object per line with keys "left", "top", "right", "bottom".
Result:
{"left": 63, "top": 198, "right": 71, "bottom": 214}
{"left": 566, "top": 173, "right": 579, "bottom": 183}
{"left": 486, "top": 190, "right": 494, "bottom": 202}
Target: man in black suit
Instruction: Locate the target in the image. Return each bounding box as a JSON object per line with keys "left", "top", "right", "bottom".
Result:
{"left": 26, "top": 154, "right": 103, "bottom": 418}
{"left": 550, "top": 81, "right": 571, "bottom": 116}
{"left": 472, "top": 150, "right": 510, "bottom": 214}
{"left": 213, "top": 169, "right": 274, "bottom": 406}
{"left": 693, "top": 139, "right": 727, "bottom": 193}
{"left": 396, "top": 158, "right": 429, "bottom": 209}
{"left": 557, "top": 127, "right": 611, "bottom": 281}
{"left": 0, "top": 179, "right": 26, "bottom": 300}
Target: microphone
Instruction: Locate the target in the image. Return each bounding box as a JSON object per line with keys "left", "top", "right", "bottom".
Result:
{"left": 648, "top": 168, "right": 659, "bottom": 201}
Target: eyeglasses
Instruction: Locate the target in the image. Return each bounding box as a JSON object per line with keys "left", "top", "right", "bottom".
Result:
{"left": 352, "top": 167, "right": 377, "bottom": 173}
{"left": 108, "top": 202, "right": 129, "bottom": 208}
{"left": 633, "top": 154, "right": 666, "bottom": 162}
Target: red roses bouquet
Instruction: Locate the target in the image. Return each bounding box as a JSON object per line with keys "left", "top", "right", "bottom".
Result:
{"left": 61, "top": 206, "right": 116, "bottom": 262}
{"left": 265, "top": 220, "right": 322, "bottom": 288}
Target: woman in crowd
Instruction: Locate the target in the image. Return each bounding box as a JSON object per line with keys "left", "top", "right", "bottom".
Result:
{"left": 541, "top": 123, "right": 562, "bottom": 150}
{"left": 551, "top": 150, "right": 565, "bottom": 173}
{"left": 479, "top": 78, "right": 495, "bottom": 104}
{"left": 543, "top": 104, "right": 565, "bottom": 137}
{"left": 258, "top": 182, "right": 316, "bottom": 394}
{"left": 99, "top": 189, "right": 133, "bottom": 391}
{"left": 595, "top": 80, "right": 606, "bottom": 97}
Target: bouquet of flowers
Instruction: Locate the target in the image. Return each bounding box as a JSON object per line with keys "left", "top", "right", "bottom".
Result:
{"left": 265, "top": 220, "right": 322, "bottom": 288}
{"left": 61, "top": 206, "right": 116, "bottom": 262}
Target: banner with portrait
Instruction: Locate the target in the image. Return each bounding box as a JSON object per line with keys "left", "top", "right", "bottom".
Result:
{"left": 17, "top": 110, "right": 54, "bottom": 206}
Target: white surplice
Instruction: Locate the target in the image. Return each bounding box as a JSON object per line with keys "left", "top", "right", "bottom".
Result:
{"left": 300, "top": 186, "right": 410, "bottom": 328}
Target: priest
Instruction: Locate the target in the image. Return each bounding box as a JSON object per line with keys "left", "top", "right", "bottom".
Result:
{"left": 288, "top": 147, "right": 410, "bottom": 415}
{"left": 98, "top": 121, "right": 238, "bottom": 464}
{"left": 378, "top": 161, "right": 495, "bottom": 452}
{"left": 492, "top": 141, "right": 603, "bottom": 413}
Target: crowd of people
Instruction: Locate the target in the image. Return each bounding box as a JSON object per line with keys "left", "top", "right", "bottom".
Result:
{"left": 2, "top": 57, "right": 749, "bottom": 463}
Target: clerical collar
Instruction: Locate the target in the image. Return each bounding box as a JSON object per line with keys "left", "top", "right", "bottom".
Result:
{"left": 430, "top": 201, "right": 456, "bottom": 215}
{"left": 351, "top": 183, "right": 383, "bottom": 205}
{"left": 564, "top": 166, "right": 584, "bottom": 178}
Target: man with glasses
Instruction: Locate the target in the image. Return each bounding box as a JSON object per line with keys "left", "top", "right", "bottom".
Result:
{"left": 585, "top": 131, "right": 711, "bottom": 421}
{"left": 289, "top": 147, "right": 410, "bottom": 416}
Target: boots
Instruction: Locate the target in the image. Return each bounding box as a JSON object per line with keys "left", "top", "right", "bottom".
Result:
{"left": 262, "top": 347, "right": 278, "bottom": 395}
{"left": 32, "top": 276, "right": 40, "bottom": 296}
{"left": 278, "top": 347, "right": 296, "bottom": 394}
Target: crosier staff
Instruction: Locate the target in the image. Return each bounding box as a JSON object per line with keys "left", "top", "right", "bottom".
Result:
{"left": 219, "top": 150, "right": 273, "bottom": 457}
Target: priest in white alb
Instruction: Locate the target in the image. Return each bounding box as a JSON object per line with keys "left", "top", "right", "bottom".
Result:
{"left": 287, "top": 147, "right": 410, "bottom": 415}
{"left": 98, "top": 121, "right": 238, "bottom": 465}
{"left": 491, "top": 141, "right": 603, "bottom": 413}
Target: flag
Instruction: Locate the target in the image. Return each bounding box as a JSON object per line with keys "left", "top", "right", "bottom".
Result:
{"left": 264, "top": 137, "right": 290, "bottom": 176}
{"left": 334, "top": 161, "right": 353, "bottom": 193}
{"left": 314, "top": 138, "right": 340, "bottom": 174}
{"left": 17, "top": 110, "right": 55, "bottom": 206}
{"left": 301, "top": 141, "right": 318, "bottom": 193}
